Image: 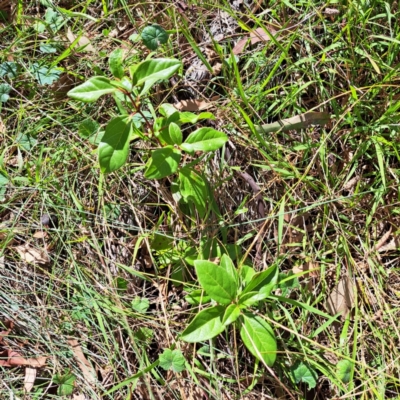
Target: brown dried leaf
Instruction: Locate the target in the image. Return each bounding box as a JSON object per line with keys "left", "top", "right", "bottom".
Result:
{"left": 33, "top": 231, "right": 48, "bottom": 239}
{"left": 326, "top": 276, "right": 354, "bottom": 318}
{"left": 233, "top": 26, "right": 278, "bottom": 55}
{"left": 0, "top": 117, "right": 6, "bottom": 134}
{"left": 72, "top": 394, "right": 87, "bottom": 400}
{"left": 66, "top": 28, "right": 95, "bottom": 52}
{"left": 174, "top": 95, "right": 220, "bottom": 111}
{"left": 67, "top": 339, "right": 96, "bottom": 384}
{"left": 24, "top": 367, "right": 37, "bottom": 393}
{"left": 15, "top": 244, "right": 50, "bottom": 264}
{"left": 0, "top": 350, "right": 47, "bottom": 367}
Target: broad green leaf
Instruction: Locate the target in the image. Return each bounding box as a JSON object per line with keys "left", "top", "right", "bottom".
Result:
{"left": 240, "top": 313, "right": 277, "bottom": 367}
{"left": 159, "top": 103, "right": 178, "bottom": 117}
{"left": 242, "top": 264, "right": 278, "bottom": 295}
{"left": 169, "top": 122, "right": 182, "bottom": 145}
{"left": 337, "top": 359, "right": 353, "bottom": 384}
{"left": 109, "top": 48, "right": 124, "bottom": 79}
{"left": 141, "top": 24, "right": 169, "bottom": 50}
{"left": 181, "top": 305, "right": 225, "bottom": 342}
{"left": 185, "top": 289, "right": 211, "bottom": 305}
{"left": 40, "top": 44, "right": 57, "bottom": 53}
{"left": 78, "top": 118, "right": 99, "bottom": 138}
{"left": 291, "top": 361, "right": 318, "bottom": 389}
{"left": 145, "top": 146, "right": 181, "bottom": 179}
{"left": 238, "top": 291, "right": 268, "bottom": 306}
{"left": 220, "top": 254, "right": 238, "bottom": 285}
{"left": 98, "top": 116, "right": 132, "bottom": 173}
{"left": 178, "top": 167, "right": 207, "bottom": 217}
{"left": 194, "top": 260, "right": 237, "bottom": 305}
{"left": 132, "top": 58, "right": 181, "bottom": 96}
{"left": 53, "top": 372, "right": 76, "bottom": 396}
{"left": 0, "top": 173, "right": 9, "bottom": 200}
{"left": 241, "top": 265, "right": 256, "bottom": 286}
{"left": 222, "top": 304, "right": 240, "bottom": 326}
{"left": 68, "top": 76, "right": 117, "bottom": 102}
{"left": 181, "top": 128, "right": 227, "bottom": 153}
{"left": 179, "top": 111, "right": 215, "bottom": 124}
{"left": 159, "top": 349, "right": 186, "bottom": 373}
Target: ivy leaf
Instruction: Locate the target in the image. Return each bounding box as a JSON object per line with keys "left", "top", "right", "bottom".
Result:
{"left": 145, "top": 146, "right": 181, "bottom": 179}
{"left": 30, "top": 63, "right": 62, "bottom": 85}
{"left": 0, "top": 83, "right": 11, "bottom": 102}
{"left": 53, "top": 372, "right": 76, "bottom": 396}
{"left": 159, "top": 349, "right": 186, "bottom": 373}
{"left": 291, "top": 361, "right": 318, "bottom": 389}
{"left": 141, "top": 24, "right": 169, "bottom": 50}
{"left": 337, "top": 359, "right": 353, "bottom": 384}
{"left": 131, "top": 297, "right": 150, "bottom": 313}
{"left": 0, "top": 62, "right": 17, "bottom": 78}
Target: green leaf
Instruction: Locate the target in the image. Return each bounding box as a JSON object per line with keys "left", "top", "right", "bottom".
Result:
{"left": 16, "top": 133, "right": 37, "bottom": 151}
{"left": 181, "top": 305, "right": 226, "bottom": 342}
{"left": 0, "top": 173, "right": 9, "bottom": 200}
{"left": 145, "top": 146, "right": 181, "bottom": 179}
{"left": 109, "top": 48, "right": 124, "bottom": 79}
{"left": 0, "top": 83, "right": 11, "bottom": 102}
{"left": 40, "top": 44, "right": 57, "bottom": 53}
{"left": 169, "top": 122, "right": 182, "bottom": 145}
{"left": 179, "top": 111, "right": 215, "bottom": 124}
{"left": 53, "top": 372, "right": 76, "bottom": 396}
{"left": 159, "top": 103, "right": 179, "bottom": 117}
{"left": 159, "top": 349, "right": 186, "bottom": 372}
{"left": 242, "top": 264, "right": 278, "bottom": 296}
{"left": 194, "top": 260, "right": 237, "bottom": 305}
{"left": 241, "top": 265, "right": 256, "bottom": 286}
{"left": 238, "top": 291, "right": 268, "bottom": 306}
{"left": 181, "top": 128, "right": 228, "bottom": 153}
{"left": 240, "top": 313, "right": 277, "bottom": 366}
{"left": 131, "top": 58, "right": 181, "bottom": 96}
{"left": 30, "top": 63, "right": 61, "bottom": 85}
{"left": 222, "top": 304, "right": 241, "bottom": 326}
{"left": 220, "top": 254, "right": 238, "bottom": 285}
{"left": 98, "top": 116, "right": 132, "bottom": 173}
{"left": 337, "top": 359, "right": 353, "bottom": 384}
{"left": 115, "top": 277, "right": 128, "bottom": 292}
{"left": 141, "top": 24, "right": 169, "bottom": 50}
{"left": 184, "top": 289, "right": 211, "bottom": 305}
{"left": 291, "top": 361, "right": 318, "bottom": 389}
{"left": 68, "top": 76, "right": 117, "bottom": 102}
{"left": 131, "top": 297, "right": 150, "bottom": 313}
{"left": 0, "top": 61, "right": 17, "bottom": 78}
{"left": 78, "top": 118, "right": 99, "bottom": 138}
{"left": 178, "top": 167, "right": 207, "bottom": 217}
{"left": 44, "top": 8, "right": 65, "bottom": 32}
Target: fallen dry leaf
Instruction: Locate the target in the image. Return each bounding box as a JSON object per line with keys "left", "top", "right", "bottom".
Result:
{"left": 33, "top": 231, "right": 48, "bottom": 239}
{"left": 174, "top": 95, "right": 220, "bottom": 111}
{"left": 326, "top": 276, "right": 354, "bottom": 318}
{"left": 72, "top": 395, "right": 87, "bottom": 400}
{"left": 0, "top": 349, "right": 47, "bottom": 368}
{"left": 24, "top": 367, "right": 37, "bottom": 392}
{"left": 67, "top": 339, "right": 96, "bottom": 384}
{"left": 66, "top": 28, "right": 95, "bottom": 53}
{"left": 15, "top": 244, "right": 50, "bottom": 264}
{"left": 233, "top": 26, "right": 278, "bottom": 55}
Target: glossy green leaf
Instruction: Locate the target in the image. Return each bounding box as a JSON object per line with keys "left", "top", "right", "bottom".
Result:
{"left": 145, "top": 146, "right": 181, "bottom": 179}
{"left": 0, "top": 61, "right": 17, "bottom": 78}
{"left": 181, "top": 305, "right": 225, "bottom": 342}
{"left": 30, "top": 63, "right": 61, "bottom": 85}
{"left": 53, "top": 372, "right": 76, "bottom": 396}
{"left": 0, "top": 83, "right": 11, "bottom": 102}
{"left": 68, "top": 76, "right": 117, "bottom": 102}
{"left": 141, "top": 24, "right": 169, "bottom": 50}
{"left": 78, "top": 118, "right": 99, "bottom": 138}
{"left": 181, "top": 128, "right": 228, "bottom": 153}
{"left": 222, "top": 304, "right": 241, "bottom": 326}
{"left": 178, "top": 167, "right": 207, "bottom": 217}
{"left": 179, "top": 111, "right": 215, "bottom": 124}
{"left": 240, "top": 313, "right": 277, "bottom": 366}
{"left": 98, "top": 116, "right": 132, "bottom": 173}
{"left": 220, "top": 254, "right": 238, "bottom": 285}
{"left": 132, "top": 58, "right": 181, "bottom": 96}
{"left": 238, "top": 291, "right": 268, "bottom": 306}
{"left": 159, "top": 349, "right": 186, "bottom": 373}
{"left": 291, "top": 361, "right": 318, "bottom": 389}
{"left": 194, "top": 260, "right": 237, "bottom": 305}
{"left": 241, "top": 265, "right": 256, "bottom": 286}
{"left": 109, "top": 48, "right": 124, "bottom": 79}
{"left": 242, "top": 264, "right": 278, "bottom": 295}
{"left": 185, "top": 289, "right": 211, "bottom": 305}
{"left": 169, "top": 122, "right": 182, "bottom": 145}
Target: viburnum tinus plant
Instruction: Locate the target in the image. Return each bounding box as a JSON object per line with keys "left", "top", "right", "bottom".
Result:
{"left": 67, "top": 50, "right": 227, "bottom": 216}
